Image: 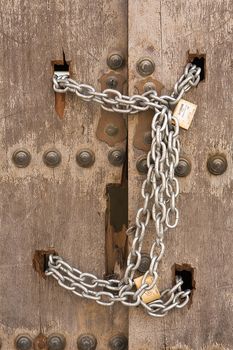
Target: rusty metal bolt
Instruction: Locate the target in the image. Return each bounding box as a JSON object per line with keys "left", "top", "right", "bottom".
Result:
{"left": 15, "top": 335, "right": 33, "bottom": 350}
{"left": 108, "top": 149, "right": 125, "bottom": 166}
{"left": 76, "top": 149, "right": 95, "bottom": 168}
{"left": 109, "top": 335, "right": 128, "bottom": 350}
{"left": 138, "top": 253, "right": 151, "bottom": 274}
{"left": 77, "top": 334, "right": 97, "bottom": 350}
{"left": 136, "top": 155, "right": 148, "bottom": 174}
{"left": 107, "top": 53, "right": 124, "bottom": 70}
{"left": 137, "top": 58, "right": 155, "bottom": 76}
{"left": 106, "top": 76, "right": 118, "bottom": 89}
{"left": 12, "top": 149, "right": 31, "bottom": 168}
{"left": 43, "top": 149, "right": 61, "bottom": 167}
{"left": 105, "top": 124, "right": 119, "bottom": 137}
{"left": 47, "top": 334, "right": 66, "bottom": 350}
{"left": 175, "top": 157, "right": 191, "bottom": 177}
{"left": 143, "top": 82, "right": 156, "bottom": 92}
{"left": 207, "top": 154, "right": 227, "bottom": 175}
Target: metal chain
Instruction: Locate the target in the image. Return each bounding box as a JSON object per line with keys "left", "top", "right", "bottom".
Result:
{"left": 46, "top": 63, "right": 201, "bottom": 317}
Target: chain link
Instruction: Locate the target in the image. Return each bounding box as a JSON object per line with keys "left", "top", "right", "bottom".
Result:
{"left": 46, "top": 63, "right": 201, "bottom": 317}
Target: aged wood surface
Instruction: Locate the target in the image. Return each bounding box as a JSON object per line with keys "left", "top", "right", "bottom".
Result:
{"left": 128, "top": 0, "right": 233, "bottom": 349}
{"left": 0, "top": 0, "right": 128, "bottom": 348}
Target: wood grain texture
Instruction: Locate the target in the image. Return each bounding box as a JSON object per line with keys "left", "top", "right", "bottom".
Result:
{"left": 0, "top": 0, "right": 128, "bottom": 348}
{"left": 128, "top": 0, "right": 233, "bottom": 349}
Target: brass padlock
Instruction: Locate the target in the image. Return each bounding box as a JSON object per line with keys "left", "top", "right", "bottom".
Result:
{"left": 134, "top": 275, "right": 160, "bottom": 304}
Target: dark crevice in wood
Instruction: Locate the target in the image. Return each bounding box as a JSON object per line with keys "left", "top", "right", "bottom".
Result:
{"left": 33, "top": 249, "right": 57, "bottom": 279}
{"left": 188, "top": 52, "right": 206, "bottom": 81}
{"left": 174, "top": 263, "right": 195, "bottom": 306}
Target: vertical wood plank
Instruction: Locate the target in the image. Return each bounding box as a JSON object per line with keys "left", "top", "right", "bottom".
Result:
{"left": 128, "top": 0, "right": 233, "bottom": 349}
{"left": 0, "top": 0, "right": 128, "bottom": 348}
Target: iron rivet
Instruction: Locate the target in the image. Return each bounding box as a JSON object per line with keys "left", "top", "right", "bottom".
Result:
{"left": 15, "top": 335, "right": 32, "bottom": 350}
{"left": 105, "top": 124, "right": 119, "bottom": 137}
{"left": 12, "top": 149, "right": 31, "bottom": 168}
{"left": 175, "top": 157, "right": 191, "bottom": 177}
{"left": 143, "top": 82, "right": 156, "bottom": 92}
{"left": 76, "top": 149, "right": 95, "bottom": 168}
{"left": 109, "top": 335, "right": 128, "bottom": 350}
{"left": 207, "top": 154, "right": 227, "bottom": 175}
{"left": 47, "top": 334, "right": 66, "bottom": 350}
{"left": 77, "top": 334, "right": 97, "bottom": 350}
{"left": 137, "top": 58, "right": 155, "bottom": 76}
{"left": 108, "top": 149, "right": 125, "bottom": 166}
{"left": 136, "top": 156, "right": 148, "bottom": 174}
{"left": 138, "top": 253, "right": 151, "bottom": 274}
{"left": 43, "top": 150, "right": 61, "bottom": 167}
{"left": 106, "top": 76, "right": 118, "bottom": 89}
{"left": 107, "top": 53, "right": 124, "bottom": 70}
{"left": 144, "top": 131, "right": 152, "bottom": 145}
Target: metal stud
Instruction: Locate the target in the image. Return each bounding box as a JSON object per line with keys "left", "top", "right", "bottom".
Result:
{"left": 109, "top": 335, "right": 128, "bottom": 350}
{"left": 77, "top": 334, "right": 97, "bottom": 350}
{"left": 43, "top": 150, "right": 61, "bottom": 167}
{"left": 107, "top": 53, "right": 124, "bottom": 70}
{"left": 138, "top": 253, "right": 151, "bottom": 274}
{"left": 47, "top": 334, "right": 66, "bottom": 350}
{"left": 108, "top": 149, "right": 125, "bottom": 166}
{"left": 12, "top": 149, "right": 31, "bottom": 168}
{"left": 143, "top": 82, "right": 156, "bottom": 92}
{"left": 207, "top": 154, "right": 227, "bottom": 175}
{"left": 105, "top": 124, "right": 119, "bottom": 137}
{"left": 136, "top": 155, "right": 148, "bottom": 174}
{"left": 137, "top": 58, "right": 155, "bottom": 76}
{"left": 175, "top": 157, "right": 191, "bottom": 177}
{"left": 15, "top": 335, "right": 32, "bottom": 350}
{"left": 76, "top": 149, "right": 95, "bottom": 168}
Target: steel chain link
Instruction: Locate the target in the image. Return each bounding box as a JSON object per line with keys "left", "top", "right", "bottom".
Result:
{"left": 46, "top": 63, "right": 201, "bottom": 317}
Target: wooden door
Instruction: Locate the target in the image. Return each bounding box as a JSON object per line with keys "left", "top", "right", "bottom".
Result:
{"left": 0, "top": 1, "right": 232, "bottom": 350}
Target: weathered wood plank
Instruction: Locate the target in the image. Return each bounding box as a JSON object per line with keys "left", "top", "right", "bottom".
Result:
{"left": 128, "top": 0, "right": 233, "bottom": 349}
{"left": 0, "top": 0, "right": 128, "bottom": 348}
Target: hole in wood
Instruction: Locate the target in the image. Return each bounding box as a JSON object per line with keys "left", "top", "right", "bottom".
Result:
{"left": 33, "top": 249, "right": 57, "bottom": 278}
{"left": 188, "top": 53, "right": 206, "bottom": 81}
{"left": 51, "top": 51, "right": 70, "bottom": 119}
{"left": 174, "top": 263, "right": 195, "bottom": 292}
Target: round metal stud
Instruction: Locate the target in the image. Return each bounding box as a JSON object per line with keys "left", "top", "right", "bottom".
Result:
{"left": 143, "top": 82, "right": 156, "bottom": 92}
{"left": 15, "top": 335, "right": 32, "bottom": 350}
{"left": 12, "top": 149, "right": 31, "bottom": 168}
{"left": 43, "top": 150, "right": 61, "bottom": 167}
{"left": 109, "top": 335, "right": 128, "bottom": 350}
{"left": 137, "top": 253, "right": 151, "bottom": 274}
{"left": 77, "top": 334, "right": 97, "bottom": 350}
{"left": 76, "top": 149, "right": 95, "bottom": 168}
{"left": 175, "top": 157, "right": 191, "bottom": 177}
{"left": 107, "top": 53, "right": 124, "bottom": 70}
{"left": 106, "top": 76, "right": 118, "bottom": 89}
{"left": 108, "top": 149, "right": 125, "bottom": 166}
{"left": 105, "top": 124, "right": 119, "bottom": 137}
{"left": 136, "top": 155, "right": 148, "bottom": 174}
{"left": 47, "top": 334, "right": 66, "bottom": 350}
{"left": 207, "top": 154, "right": 227, "bottom": 175}
{"left": 137, "top": 57, "right": 155, "bottom": 76}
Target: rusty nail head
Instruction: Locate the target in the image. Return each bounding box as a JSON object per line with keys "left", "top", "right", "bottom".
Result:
{"left": 12, "top": 149, "right": 31, "bottom": 168}
{"left": 143, "top": 82, "right": 156, "bottom": 92}
{"left": 77, "top": 334, "right": 97, "bottom": 350}
{"left": 109, "top": 335, "right": 128, "bottom": 350}
{"left": 136, "top": 155, "right": 148, "bottom": 174}
{"left": 137, "top": 58, "right": 155, "bottom": 76}
{"left": 47, "top": 334, "right": 66, "bottom": 350}
{"left": 108, "top": 149, "right": 125, "bottom": 166}
{"left": 138, "top": 253, "right": 151, "bottom": 274}
{"left": 76, "top": 149, "right": 95, "bottom": 168}
{"left": 106, "top": 76, "right": 118, "bottom": 89}
{"left": 105, "top": 124, "right": 119, "bottom": 136}
{"left": 43, "top": 149, "right": 61, "bottom": 167}
{"left": 107, "top": 53, "right": 124, "bottom": 70}
{"left": 207, "top": 154, "right": 227, "bottom": 175}
{"left": 175, "top": 157, "right": 191, "bottom": 177}
{"left": 15, "top": 335, "right": 33, "bottom": 350}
